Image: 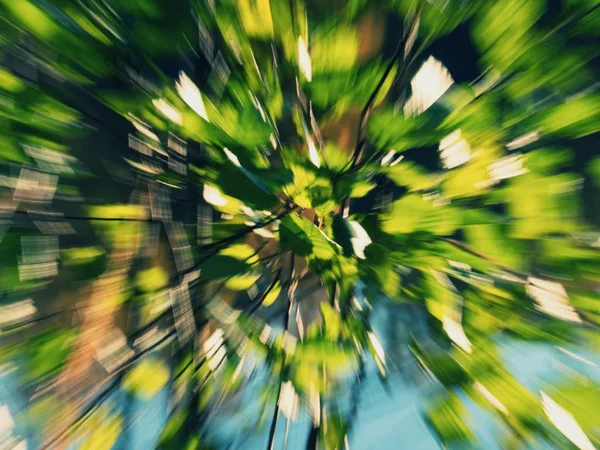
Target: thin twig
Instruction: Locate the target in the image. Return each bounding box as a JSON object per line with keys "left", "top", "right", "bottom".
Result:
{"left": 348, "top": 9, "right": 422, "bottom": 170}
{"left": 349, "top": 39, "right": 405, "bottom": 169}
{"left": 266, "top": 253, "right": 295, "bottom": 450}
{"left": 42, "top": 330, "right": 176, "bottom": 449}
{"left": 441, "top": 237, "right": 599, "bottom": 292}
{"left": 248, "top": 268, "right": 283, "bottom": 315}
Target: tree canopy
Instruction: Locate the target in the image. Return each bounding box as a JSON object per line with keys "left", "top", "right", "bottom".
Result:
{"left": 0, "top": 0, "right": 599, "bottom": 449}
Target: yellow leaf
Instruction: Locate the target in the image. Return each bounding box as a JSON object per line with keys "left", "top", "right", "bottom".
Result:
{"left": 225, "top": 273, "right": 260, "bottom": 290}
{"left": 88, "top": 204, "right": 146, "bottom": 220}
{"left": 0, "top": 69, "right": 25, "bottom": 92}
{"left": 219, "top": 244, "right": 259, "bottom": 264}
{"left": 136, "top": 266, "right": 169, "bottom": 293}
{"left": 237, "top": 0, "right": 274, "bottom": 38}
{"left": 62, "top": 246, "right": 105, "bottom": 265}
{"left": 262, "top": 282, "right": 281, "bottom": 306}
{"left": 311, "top": 26, "right": 359, "bottom": 74}
{"left": 124, "top": 359, "right": 170, "bottom": 399}
{"left": 80, "top": 413, "right": 122, "bottom": 450}
{"left": 320, "top": 303, "right": 341, "bottom": 340}
{"left": 3, "top": 0, "right": 59, "bottom": 39}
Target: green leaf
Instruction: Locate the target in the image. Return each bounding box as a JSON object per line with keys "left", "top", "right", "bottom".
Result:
{"left": 292, "top": 362, "right": 325, "bottom": 395}
{"left": 392, "top": 0, "right": 478, "bottom": 43}
{"left": 0, "top": 69, "right": 25, "bottom": 93}
{"left": 237, "top": 0, "right": 274, "bottom": 38}
{"left": 465, "top": 223, "right": 525, "bottom": 271}
{"left": 545, "top": 378, "right": 600, "bottom": 441}
{"left": 381, "top": 266, "right": 401, "bottom": 299}
{"left": 284, "top": 163, "right": 334, "bottom": 213}
{"left": 382, "top": 194, "right": 458, "bottom": 235}
{"left": 309, "top": 60, "right": 398, "bottom": 116}
{"left": 184, "top": 436, "right": 201, "bottom": 450}
{"left": 2, "top": 0, "right": 59, "bottom": 39}
{"left": 320, "top": 302, "right": 341, "bottom": 341}
{"left": 472, "top": 0, "right": 543, "bottom": 72}
{"left": 425, "top": 393, "right": 475, "bottom": 445}
{"left": 279, "top": 214, "right": 337, "bottom": 260}
{"left": 506, "top": 173, "right": 582, "bottom": 239}
{"left": 203, "top": 184, "right": 244, "bottom": 214}
{"left": 322, "top": 143, "right": 350, "bottom": 172}
{"left": 442, "top": 156, "right": 494, "bottom": 199}
{"left": 199, "top": 255, "right": 252, "bottom": 280}
{"left": 310, "top": 25, "right": 359, "bottom": 74}
{"left": 538, "top": 93, "right": 600, "bottom": 138}
{"left": 386, "top": 161, "right": 442, "bottom": 192}
{"left": 382, "top": 195, "right": 427, "bottom": 234}
{"left": 157, "top": 411, "right": 188, "bottom": 447}
{"left": 367, "top": 108, "right": 449, "bottom": 152}
{"left": 25, "top": 328, "right": 78, "bottom": 382}
{"left": 360, "top": 243, "right": 401, "bottom": 298}
{"left": 294, "top": 341, "right": 355, "bottom": 374}
{"left": 335, "top": 175, "right": 375, "bottom": 201}
{"left": 210, "top": 164, "right": 278, "bottom": 210}
{"left": 331, "top": 215, "right": 354, "bottom": 257}
{"left": 586, "top": 156, "right": 600, "bottom": 188}
{"left": 212, "top": 218, "right": 248, "bottom": 242}
{"left": 320, "top": 414, "right": 347, "bottom": 450}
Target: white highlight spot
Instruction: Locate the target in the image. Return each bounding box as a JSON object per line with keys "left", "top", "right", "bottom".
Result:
{"left": 405, "top": 57, "right": 454, "bottom": 116}
{"left": 223, "top": 148, "right": 241, "bottom": 167}
{"left": 203, "top": 328, "right": 226, "bottom": 371}
{"left": 307, "top": 135, "right": 320, "bottom": 168}
{"left": 506, "top": 131, "right": 540, "bottom": 150}
{"left": 254, "top": 228, "right": 275, "bottom": 239}
{"left": 526, "top": 278, "right": 581, "bottom": 323}
{"left": 0, "top": 300, "right": 37, "bottom": 326}
{"left": 556, "top": 346, "right": 596, "bottom": 367}
{"left": 381, "top": 150, "right": 396, "bottom": 166}
{"left": 349, "top": 220, "right": 372, "bottom": 259}
{"left": 309, "top": 390, "right": 320, "bottom": 426}
{"left": 0, "top": 404, "right": 15, "bottom": 436}
{"left": 443, "top": 315, "right": 472, "bottom": 353}
{"left": 488, "top": 154, "right": 528, "bottom": 181}
{"left": 448, "top": 260, "right": 471, "bottom": 271}
{"left": 541, "top": 391, "right": 595, "bottom": 450}
{"left": 259, "top": 324, "right": 272, "bottom": 345}
{"left": 132, "top": 120, "right": 159, "bottom": 142}
{"left": 152, "top": 98, "right": 182, "bottom": 125}
{"left": 203, "top": 185, "right": 228, "bottom": 207}
{"left": 282, "top": 331, "right": 297, "bottom": 356}
{"left": 95, "top": 329, "right": 133, "bottom": 372}
{"left": 298, "top": 37, "right": 312, "bottom": 82}
{"left": 176, "top": 72, "right": 209, "bottom": 122}
{"left": 368, "top": 331, "right": 386, "bottom": 364}
{"left": 279, "top": 381, "right": 299, "bottom": 421}
{"left": 390, "top": 154, "right": 404, "bottom": 166}
{"left": 474, "top": 382, "right": 509, "bottom": 415}
{"left": 439, "top": 129, "right": 471, "bottom": 169}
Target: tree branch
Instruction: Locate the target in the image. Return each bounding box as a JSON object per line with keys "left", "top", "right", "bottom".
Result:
{"left": 349, "top": 9, "right": 422, "bottom": 170}
{"left": 41, "top": 329, "right": 176, "bottom": 449}
{"left": 266, "top": 253, "right": 296, "bottom": 450}
{"left": 248, "top": 268, "right": 283, "bottom": 315}
{"left": 441, "top": 237, "right": 599, "bottom": 292}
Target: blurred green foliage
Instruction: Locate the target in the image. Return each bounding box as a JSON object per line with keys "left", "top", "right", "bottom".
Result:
{"left": 0, "top": 0, "right": 598, "bottom": 448}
